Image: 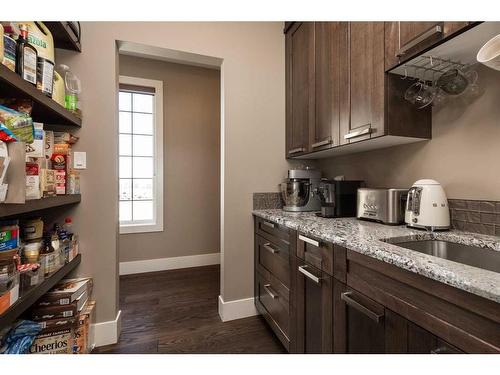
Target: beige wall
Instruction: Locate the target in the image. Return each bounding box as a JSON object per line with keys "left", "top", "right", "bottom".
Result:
{"left": 118, "top": 55, "right": 220, "bottom": 263}
{"left": 56, "top": 22, "right": 289, "bottom": 323}
{"left": 318, "top": 64, "right": 500, "bottom": 201}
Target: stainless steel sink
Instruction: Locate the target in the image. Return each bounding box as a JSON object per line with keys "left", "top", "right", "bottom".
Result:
{"left": 393, "top": 240, "right": 500, "bottom": 273}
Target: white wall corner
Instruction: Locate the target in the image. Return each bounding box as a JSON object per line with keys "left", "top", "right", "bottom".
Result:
{"left": 218, "top": 295, "right": 258, "bottom": 322}
{"left": 119, "top": 253, "right": 220, "bottom": 276}
{"left": 93, "top": 310, "right": 122, "bottom": 348}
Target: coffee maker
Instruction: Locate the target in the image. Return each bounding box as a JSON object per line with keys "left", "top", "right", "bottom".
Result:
{"left": 315, "top": 179, "right": 363, "bottom": 218}
{"left": 280, "top": 169, "right": 321, "bottom": 212}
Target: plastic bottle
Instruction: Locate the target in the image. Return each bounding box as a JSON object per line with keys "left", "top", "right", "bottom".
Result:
{"left": 63, "top": 217, "right": 73, "bottom": 236}
{"left": 59, "top": 64, "right": 82, "bottom": 116}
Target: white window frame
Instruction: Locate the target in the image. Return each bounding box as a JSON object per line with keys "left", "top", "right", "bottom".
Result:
{"left": 119, "top": 75, "right": 164, "bottom": 234}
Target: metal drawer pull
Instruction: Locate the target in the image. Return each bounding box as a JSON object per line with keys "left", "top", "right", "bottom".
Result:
{"left": 397, "top": 25, "right": 442, "bottom": 57}
{"left": 288, "top": 147, "right": 306, "bottom": 155}
{"left": 263, "top": 243, "right": 279, "bottom": 254}
{"left": 261, "top": 221, "right": 275, "bottom": 229}
{"left": 341, "top": 292, "right": 384, "bottom": 323}
{"left": 298, "top": 234, "right": 320, "bottom": 247}
{"left": 311, "top": 137, "right": 332, "bottom": 149}
{"left": 298, "top": 265, "right": 321, "bottom": 284}
{"left": 344, "top": 126, "right": 372, "bottom": 140}
{"left": 263, "top": 284, "right": 278, "bottom": 299}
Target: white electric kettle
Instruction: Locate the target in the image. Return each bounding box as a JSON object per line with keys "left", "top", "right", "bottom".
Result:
{"left": 405, "top": 179, "right": 450, "bottom": 231}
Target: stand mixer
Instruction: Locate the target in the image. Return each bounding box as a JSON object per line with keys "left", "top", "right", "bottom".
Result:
{"left": 280, "top": 169, "right": 321, "bottom": 212}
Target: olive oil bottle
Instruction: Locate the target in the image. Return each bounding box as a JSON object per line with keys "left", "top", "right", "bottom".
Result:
{"left": 15, "top": 24, "right": 37, "bottom": 85}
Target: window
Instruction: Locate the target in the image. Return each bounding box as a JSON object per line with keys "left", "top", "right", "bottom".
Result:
{"left": 118, "top": 76, "right": 163, "bottom": 234}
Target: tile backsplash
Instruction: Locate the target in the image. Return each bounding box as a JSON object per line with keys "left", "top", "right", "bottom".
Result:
{"left": 448, "top": 199, "right": 500, "bottom": 236}
{"left": 253, "top": 192, "right": 283, "bottom": 210}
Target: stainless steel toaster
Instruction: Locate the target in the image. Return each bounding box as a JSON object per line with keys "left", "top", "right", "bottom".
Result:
{"left": 357, "top": 188, "right": 408, "bottom": 225}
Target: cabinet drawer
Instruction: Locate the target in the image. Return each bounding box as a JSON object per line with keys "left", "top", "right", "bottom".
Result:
{"left": 256, "top": 268, "right": 290, "bottom": 344}
{"left": 296, "top": 232, "right": 335, "bottom": 276}
{"left": 256, "top": 234, "right": 290, "bottom": 288}
{"left": 255, "top": 217, "right": 291, "bottom": 248}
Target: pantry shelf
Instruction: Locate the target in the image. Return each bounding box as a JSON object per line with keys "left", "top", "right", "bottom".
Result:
{"left": 44, "top": 22, "right": 81, "bottom": 52}
{"left": 0, "top": 194, "right": 81, "bottom": 218}
{"left": 0, "top": 254, "right": 81, "bottom": 330}
{"left": 0, "top": 64, "right": 82, "bottom": 127}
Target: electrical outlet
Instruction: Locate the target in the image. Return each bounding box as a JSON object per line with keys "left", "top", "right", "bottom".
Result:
{"left": 73, "top": 151, "right": 87, "bottom": 169}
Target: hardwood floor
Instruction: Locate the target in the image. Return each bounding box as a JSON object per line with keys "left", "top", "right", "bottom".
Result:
{"left": 94, "top": 265, "right": 286, "bottom": 354}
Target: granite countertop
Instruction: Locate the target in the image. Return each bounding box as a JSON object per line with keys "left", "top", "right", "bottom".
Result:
{"left": 252, "top": 209, "right": 500, "bottom": 303}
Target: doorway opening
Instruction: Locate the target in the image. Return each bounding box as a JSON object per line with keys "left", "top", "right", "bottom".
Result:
{"left": 109, "top": 43, "right": 240, "bottom": 352}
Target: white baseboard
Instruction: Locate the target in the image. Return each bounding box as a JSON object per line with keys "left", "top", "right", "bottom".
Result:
{"left": 119, "top": 252, "right": 220, "bottom": 276}
{"left": 94, "top": 310, "right": 122, "bottom": 347}
{"left": 218, "top": 295, "right": 258, "bottom": 322}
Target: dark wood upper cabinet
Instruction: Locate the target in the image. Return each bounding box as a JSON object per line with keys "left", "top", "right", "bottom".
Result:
{"left": 311, "top": 22, "right": 348, "bottom": 151}
{"left": 385, "top": 21, "right": 472, "bottom": 70}
{"left": 340, "top": 22, "right": 385, "bottom": 145}
{"left": 285, "top": 21, "right": 433, "bottom": 159}
{"left": 293, "top": 255, "right": 333, "bottom": 353}
{"left": 286, "top": 22, "right": 315, "bottom": 157}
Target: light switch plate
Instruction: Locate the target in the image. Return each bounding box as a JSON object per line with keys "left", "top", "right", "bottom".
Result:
{"left": 73, "top": 151, "right": 87, "bottom": 169}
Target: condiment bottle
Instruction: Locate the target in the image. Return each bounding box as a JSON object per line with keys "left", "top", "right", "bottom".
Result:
{"left": 15, "top": 24, "right": 37, "bottom": 85}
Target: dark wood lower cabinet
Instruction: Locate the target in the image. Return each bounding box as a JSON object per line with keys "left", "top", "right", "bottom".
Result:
{"left": 293, "top": 255, "right": 333, "bottom": 353}
{"left": 333, "top": 280, "right": 465, "bottom": 354}
{"left": 255, "top": 268, "right": 291, "bottom": 350}
{"left": 333, "top": 280, "right": 386, "bottom": 353}
{"left": 253, "top": 219, "right": 498, "bottom": 354}
{"left": 406, "top": 321, "right": 463, "bottom": 354}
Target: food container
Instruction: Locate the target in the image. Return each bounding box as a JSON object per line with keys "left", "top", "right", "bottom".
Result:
{"left": 19, "top": 263, "right": 43, "bottom": 292}
{"left": 0, "top": 24, "right": 4, "bottom": 66}
{"left": 22, "top": 218, "right": 44, "bottom": 240}
{"left": 69, "top": 236, "right": 79, "bottom": 262}
{"left": 0, "top": 252, "right": 19, "bottom": 314}
{"left": 37, "top": 57, "right": 54, "bottom": 97}
{"left": 29, "top": 325, "right": 74, "bottom": 354}
{"left": 2, "top": 34, "right": 16, "bottom": 72}
{"left": 57, "top": 248, "right": 66, "bottom": 267}
{"left": 52, "top": 71, "right": 65, "bottom": 107}
{"left": 0, "top": 224, "right": 20, "bottom": 252}
{"left": 39, "top": 252, "right": 59, "bottom": 276}
{"left": 23, "top": 240, "right": 42, "bottom": 263}
{"left": 0, "top": 257, "right": 16, "bottom": 294}
{"left": 0, "top": 272, "right": 19, "bottom": 314}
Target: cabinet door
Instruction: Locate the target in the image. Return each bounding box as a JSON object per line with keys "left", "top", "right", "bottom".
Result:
{"left": 286, "top": 22, "right": 314, "bottom": 157}
{"left": 400, "top": 22, "right": 442, "bottom": 52}
{"left": 341, "top": 22, "right": 385, "bottom": 145}
{"left": 293, "top": 256, "right": 333, "bottom": 353}
{"left": 333, "top": 280, "right": 386, "bottom": 353}
{"left": 311, "top": 22, "right": 347, "bottom": 152}
{"left": 385, "top": 22, "right": 471, "bottom": 70}
{"left": 407, "top": 322, "right": 464, "bottom": 354}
